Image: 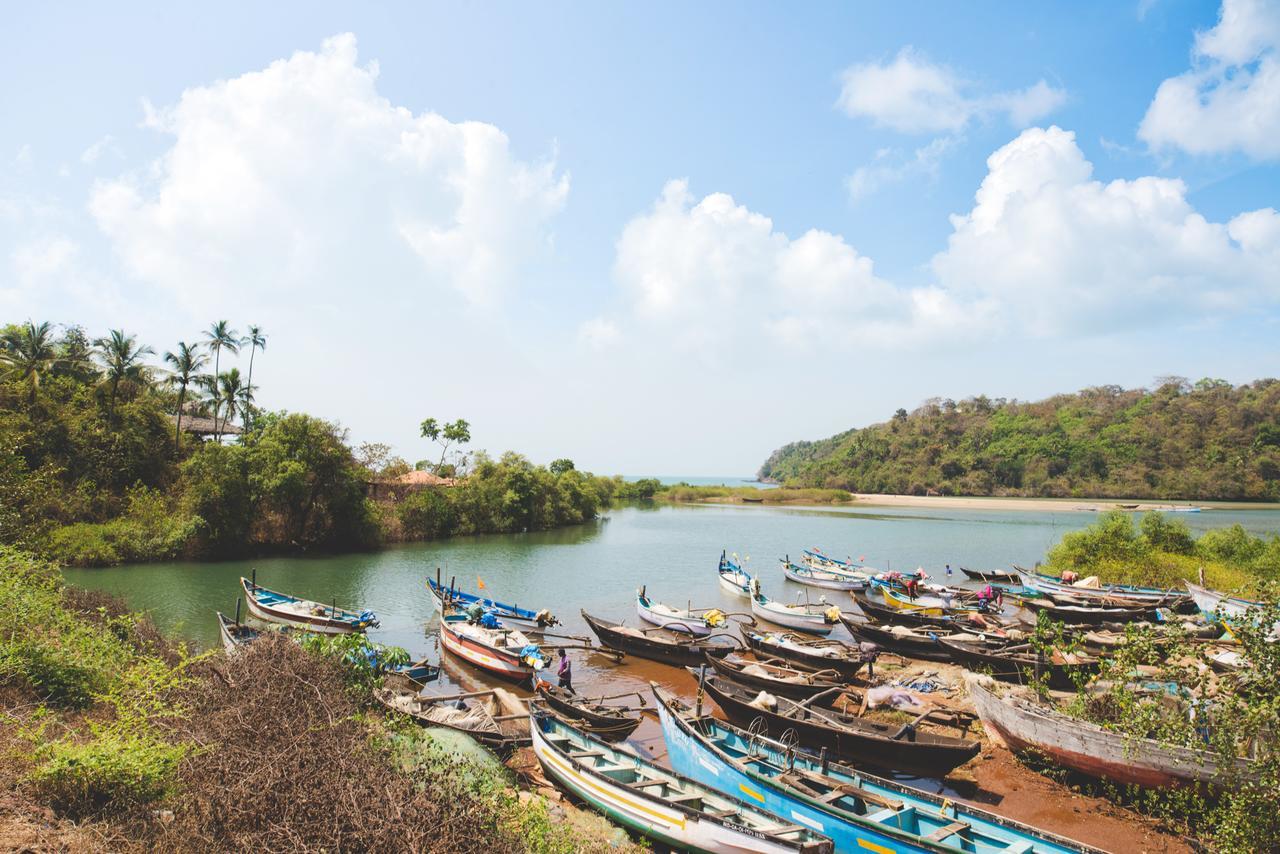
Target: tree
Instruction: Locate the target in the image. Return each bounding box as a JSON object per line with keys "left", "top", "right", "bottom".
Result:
{"left": 93, "top": 329, "right": 154, "bottom": 421}
{"left": 241, "top": 325, "right": 266, "bottom": 431}
{"left": 163, "top": 341, "right": 209, "bottom": 454}
{"left": 549, "top": 458, "right": 575, "bottom": 476}
{"left": 419, "top": 417, "right": 471, "bottom": 473}
{"left": 0, "top": 320, "right": 57, "bottom": 405}
{"left": 202, "top": 321, "right": 240, "bottom": 443}
{"left": 216, "top": 369, "right": 246, "bottom": 437}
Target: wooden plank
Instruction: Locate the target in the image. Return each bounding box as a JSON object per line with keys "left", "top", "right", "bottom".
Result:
{"left": 925, "top": 820, "right": 969, "bottom": 841}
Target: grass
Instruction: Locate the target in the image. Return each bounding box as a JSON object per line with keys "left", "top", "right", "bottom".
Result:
{"left": 661, "top": 484, "right": 853, "bottom": 503}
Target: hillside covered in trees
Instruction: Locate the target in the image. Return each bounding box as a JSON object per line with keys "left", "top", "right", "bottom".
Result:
{"left": 759, "top": 378, "right": 1280, "bottom": 500}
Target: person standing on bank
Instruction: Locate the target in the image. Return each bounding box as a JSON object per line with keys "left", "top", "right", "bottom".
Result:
{"left": 557, "top": 648, "right": 574, "bottom": 694}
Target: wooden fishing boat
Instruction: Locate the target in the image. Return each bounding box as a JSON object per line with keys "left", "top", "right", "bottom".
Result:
{"left": 840, "top": 616, "right": 1007, "bottom": 663}
{"left": 938, "top": 639, "right": 1099, "bottom": 691}
{"left": 699, "top": 675, "right": 980, "bottom": 775}
{"left": 750, "top": 579, "right": 839, "bottom": 635}
{"left": 636, "top": 587, "right": 725, "bottom": 636}
{"left": 874, "top": 583, "right": 987, "bottom": 616}
{"left": 1186, "top": 581, "right": 1262, "bottom": 623}
{"left": 239, "top": 576, "right": 378, "bottom": 634}
{"left": 581, "top": 610, "right": 733, "bottom": 668}
{"left": 531, "top": 706, "right": 832, "bottom": 853}
{"left": 960, "top": 567, "right": 1021, "bottom": 583}
{"left": 717, "top": 551, "right": 753, "bottom": 596}
{"left": 533, "top": 680, "right": 644, "bottom": 741}
{"left": 702, "top": 652, "right": 850, "bottom": 701}
{"left": 780, "top": 558, "right": 867, "bottom": 591}
{"left": 438, "top": 612, "right": 550, "bottom": 681}
{"left": 383, "top": 659, "right": 442, "bottom": 690}
{"left": 965, "top": 674, "right": 1253, "bottom": 788}
{"left": 216, "top": 610, "right": 259, "bottom": 653}
{"left": 1015, "top": 596, "right": 1156, "bottom": 626}
{"left": 376, "top": 685, "right": 530, "bottom": 752}
{"left": 853, "top": 592, "right": 969, "bottom": 629}
{"left": 740, "top": 629, "right": 866, "bottom": 680}
{"left": 654, "top": 686, "right": 1100, "bottom": 854}
{"left": 1015, "top": 567, "right": 1190, "bottom": 608}
{"left": 802, "top": 549, "right": 878, "bottom": 575}
{"left": 428, "top": 574, "right": 558, "bottom": 627}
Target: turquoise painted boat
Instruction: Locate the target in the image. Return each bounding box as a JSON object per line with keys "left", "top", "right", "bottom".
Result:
{"left": 654, "top": 685, "right": 1100, "bottom": 854}
{"left": 428, "top": 575, "right": 559, "bottom": 627}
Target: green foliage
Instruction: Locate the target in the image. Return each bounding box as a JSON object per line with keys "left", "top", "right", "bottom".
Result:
{"left": 297, "top": 631, "right": 409, "bottom": 699}
{"left": 661, "top": 484, "right": 852, "bottom": 503}
{"left": 761, "top": 379, "right": 1280, "bottom": 499}
{"left": 28, "top": 727, "right": 187, "bottom": 817}
{"left": 41, "top": 486, "right": 201, "bottom": 567}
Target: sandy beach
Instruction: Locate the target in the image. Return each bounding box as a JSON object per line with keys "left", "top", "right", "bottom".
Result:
{"left": 847, "top": 493, "right": 1218, "bottom": 513}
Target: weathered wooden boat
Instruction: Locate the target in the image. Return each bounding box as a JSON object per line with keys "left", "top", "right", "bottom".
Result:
{"left": 581, "top": 610, "right": 733, "bottom": 667}
{"left": 780, "top": 558, "right": 868, "bottom": 591}
{"left": 655, "top": 686, "right": 1100, "bottom": 854}
{"left": 874, "top": 583, "right": 986, "bottom": 616}
{"left": 938, "top": 639, "right": 1099, "bottom": 691}
{"left": 717, "top": 551, "right": 753, "bottom": 596}
{"left": 240, "top": 576, "right": 378, "bottom": 634}
{"left": 383, "top": 659, "right": 442, "bottom": 690}
{"left": 1186, "top": 581, "right": 1262, "bottom": 623}
{"left": 840, "top": 616, "right": 1008, "bottom": 663}
{"left": 1015, "top": 567, "right": 1190, "bottom": 608}
{"left": 960, "top": 567, "right": 1021, "bottom": 583}
{"left": 702, "top": 652, "right": 850, "bottom": 701}
{"left": 699, "top": 675, "right": 980, "bottom": 775}
{"left": 533, "top": 680, "right": 644, "bottom": 741}
{"left": 740, "top": 629, "right": 866, "bottom": 680}
{"left": 750, "top": 579, "right": 839, "bottom": 635}
{"left": 966, "top": 674, "right": 1253, "bottom": 788}
{"left": 1014, "top": 595, "right": 1156, "bottom": 626}
{"left": 438, "top": 612, "right": 549, "bottom": 681}
{"left": 802, "top": 549, "right": 878, "bottom": 575}
{"left": 376, "top": 685, "right": 529, "bottom": 752}
{"left": 636, "top": 587, "right": 725, "bottom": 636}
{"left": 428, "top": 573, "right": 558, "bottom": 627}
{"left": 531, "top": 705, "right": 832, "bottom": 854}
{"left": 216, "top": 609, "right": 259, "bottom": 653}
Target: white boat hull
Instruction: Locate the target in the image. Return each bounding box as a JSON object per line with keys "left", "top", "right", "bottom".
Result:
{"left": 750, "top": 599, "right": 834, "bottom": 635}
{"left": 242, "top": 591, "right": 353, "bottom": 634}
{"left": 637, "top": 600, "right": 712, "bottom": 636}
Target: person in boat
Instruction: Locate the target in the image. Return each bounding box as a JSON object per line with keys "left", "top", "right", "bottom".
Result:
{"left": 1061, "top": 569, "right": 1079, "bottom": 584}
{"left": 976, "top": 584, "right": 1003, "bottom": 612}
{"left": 557, "top": 648, "right": 574, "bottom": 694}
{"left": 858, "top": 641, "right": 881, "bottom": 679}
{"left": 903, "top": 576, "right": 921, "bottom": 599}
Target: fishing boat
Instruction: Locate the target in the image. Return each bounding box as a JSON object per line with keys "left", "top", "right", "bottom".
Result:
{"left": 780, "top": 558, "right": 868, "bottom": 591}
{"left": 530, "top": 706, "right": 832, "bottom": 854}
{"left": 428, "top": 573, "right": 558, "bottom": 627}
{"left": 960, "top": 567, "right": 1021, "bottom": 583}
{"left": 872, "top": 583, "right": 986, "bottom": 617}
{"left": 698, "top": 675, "right": 980, "bottom": 775}
{"left": 1186, "top": 581, "right": 1264, "bottom": 623}
{"left": 636, "top": 587, "right": 725, "bottom": 636}
{"left": 383, "top": 659, "right": 442, "bottom": 690}
{"left": 438, "top": 612, "right": 549, "bottom": 681}
{"left": 966, "top": 674, "right": 1253, "bottom": 788}
{"left": 239, "top": 576, "right": 378, "bottom": 634}
{"left": 750, "top": 579, "right": 839, "bottom": 635}
{"left": 216, "top": 609, "right": 259, "bottom": 653}
{"left": 740, "top": 629, "right": 866, "bottom": 680}
{"left": 1015, "top": 567, "right": 1190, "bottom": 608}
{"left": 581, "top": 610, "right": 734, "bottom": 668}
{"left": 654, "top": 686, "right": 1100, "bottom": 854}
{"left": 938, "top": 639, "right": 1099, "bottom": 691}
{"left": 803, "top": 549, "right": 877, "bottom": 575}
{"left": 533, "top": 681, "right": 645, "bottom": 741}
{"left": 1014, "top": 596, "right": 1156, "bottom": 626}
{"left": 853, "top": 592, "right": 978, "bottom": 630}
{"left": 717, "top": 551, "right": 753, "bottom": 596}
{"left": 840, "top": 617, "right": 1007, "bottom": 663}
{"left": 702, "top": 652, "right": 850, "bottom": 701}
{"left": 376, "top": 685, "right": 530, "bottom": 752}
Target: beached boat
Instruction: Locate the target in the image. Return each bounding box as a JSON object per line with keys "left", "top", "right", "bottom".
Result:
{"left": 699, "top": 675, "right": 980, "bottom": 775}
{"left": 239, "top": 576, "right": 378, "bottom": 634}
{"left": 428, "top": 574, "right": 558, "bottom": 627}
{"left": 781, "top": 558, "right": 868, "bottom": 591}
{"left": 636, "top": 587, "right": 725, "bottom": 636}
{"left": 581, "top": 610, "right": 733, "bottom": 668}
{"left": 1014, "top": 596, "right": 1156, "bottom": 626}
{"left": 376, "top": 685, "right": 530, "bottom": 752}
{"left": 939, "top": 638, "right": 1099, "bottom": 691}
{"left": 966, "top": 674, "right": 1252, "bottom": 788}
{"left": 534, "top": 680, "right": 644, "bottom": 741}
{"left": 750, "top": 579, "right": 839, "bottom": 635}
{"left": 383, "top": 659, "right": 442, "bottom": 690}
{"left": 872, "top": 583, "right": 987, "bottom": 617}
{"left": 438, "top": 612, "right": 549, "bottom": 681}
{"left": 717, "top": 551, "right": 753, "bottom": 596}
{"left": 216, "top": 609, "right": 259, "bottom": 653}
{"left": 702, "top": 652, "right": 850, "bottom": 701}
{"left": 960, "top": 567, "right": 1021, "bottom": 583}
{"left": 655, "top": 686, "right": 1100, "bottom": 854}
{"left": 1186, "top": 581, "right": 1262, "bottom": 623}
{"left": 531, "top": 705, "right": 832, "bottom": 853}
{"left": 740, "top": 629, "right": 866, "bottom": 680}
{"left": 1015, "top": 568, "right": 1190, "bottom": 608}
{"left": 840, "top": 617, "right": 1007, "bottom": 663}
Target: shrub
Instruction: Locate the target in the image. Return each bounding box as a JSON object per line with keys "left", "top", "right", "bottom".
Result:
{"left": 29, "top": 728, "right": 187, "bottom": 817}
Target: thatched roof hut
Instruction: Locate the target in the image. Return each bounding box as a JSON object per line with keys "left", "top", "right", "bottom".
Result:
{"left": 172, "top": 414, "right": 242, "bottom": 437}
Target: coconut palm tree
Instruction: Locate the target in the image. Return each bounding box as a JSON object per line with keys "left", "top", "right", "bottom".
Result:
{"left": 241, "top": 325, "right": 266, "bottom": 431}
{"left": 216, "top": 369, "right": 245, "bottom": 436}
{"left": 164, "top": 341, "right": 209, "bottom": 454}
{"left": 93, "top": 329, "right": 154, "bottom": 421}
{"left": 202, "top": 321, "right": 240, "bottom": 442}
{"left": 0, "top": 320, "right": 57, "bottom": 405}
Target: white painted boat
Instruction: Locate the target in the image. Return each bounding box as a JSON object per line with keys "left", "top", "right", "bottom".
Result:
{"left": 780, "top": 559, "right": 867, "bottom": 591}
{"left": 749, "top": 579, "right": 838, "bottom": 635}
{"left": 216, "top": 610, "right": 259, "bottom": 654}
{"left": 240, "top": 577, "right": 378, "bottom": 634}
{"left": 802, "top": 549, "right": 880, "bottom": 576}
{"left": 717, "top": 551, "right": 752, "bottom": 597}
{"left": 438, "top": 613, "right": 549, "bottom": 681}
{"left": 636, "top": 589, "right": 724, "bottom": 636}
{"left": 1186, "top": 582, "right": 1279, "bottom": 637}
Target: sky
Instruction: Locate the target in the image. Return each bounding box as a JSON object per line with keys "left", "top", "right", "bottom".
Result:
{"left": 3, "top": 1, "right": 1279, "bottom": 475}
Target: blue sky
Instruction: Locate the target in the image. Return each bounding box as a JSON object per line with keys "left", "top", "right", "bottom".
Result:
{"left": 4, "top": 1, "right": 1279, "bottom": 474}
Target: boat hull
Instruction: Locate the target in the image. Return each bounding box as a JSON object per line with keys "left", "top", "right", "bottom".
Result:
{"left": 782, "top": 561, "right": 866, "bottom": 591}
{"left": 582, "top": 611, "right": 733, "bottom": 668}
{"left": 240, "top": 579, "right": 364, "bottom": 634}
{"left": 1017, "top": 570, "right": 1188, "bottom": 607}
{"left": 839, "top": 618, "right": 956, "bottom": 663}
{"left": 740, "top": 631, "right": 865, "bottom": 680}
{"left": 439, "top": 619, "right": 539, "bottom": 681}
{"left": 428, "top": 578, "right": 552, "bottom": 627}
{"left": 636, "top": 597, "right": 712, "bottom": 636}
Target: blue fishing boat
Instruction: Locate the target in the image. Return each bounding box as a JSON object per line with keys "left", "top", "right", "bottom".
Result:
{"left": 1014, "top": 567, "right": 1190, "bottom": 608}
{"left": 654, "top": 685, "right": 1099, "bottom": 854}
{"left": 718, "top": 550, "right": 753, "bottom": 596}
{"left": 240, "top": 576, "right": 378, "bottom": 635}
{"left": 428, "top": 573, "right": 559, "bottom": 627}
{"left": 803, "top": 549, "right": 877, "bottom": 574}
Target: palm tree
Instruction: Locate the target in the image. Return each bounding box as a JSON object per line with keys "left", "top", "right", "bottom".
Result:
{"left": 241, "top": 325, "right": 266, "bottom": 431}
{"left": 216, "top": 369, "right": 245, "bottom": 436}
{"left": 164, "top": 341, "right": 209, "bottom": 454}
{"left": 202, "top": 321, "right": 240, "bottom": 442}
{"left": 0, "top": 320, "right": 57, "bottom": 405}
{"left": 93, "top": 329, "right": 154, "bottom": 421}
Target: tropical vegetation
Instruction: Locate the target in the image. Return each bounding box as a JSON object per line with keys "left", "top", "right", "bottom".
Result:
{"left": 760, "top": 378, "right": 1280, "bottom": 500}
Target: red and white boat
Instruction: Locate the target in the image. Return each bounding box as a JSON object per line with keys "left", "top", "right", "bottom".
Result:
{"left": 438, "top": 612, "right": 549, "bottom": 681}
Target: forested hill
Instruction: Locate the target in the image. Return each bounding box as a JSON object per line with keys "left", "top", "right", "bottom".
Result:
{"left": 759, "top": 379, "right": 1280, "bottom": 501}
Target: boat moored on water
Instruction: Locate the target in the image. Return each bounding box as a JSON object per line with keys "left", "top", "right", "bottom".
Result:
{"left": 239, "top": 576, "right": 378, "bottom": 634}
{"left": 636, "top": 587, "right": 726, "bottom": 636}
{"left": 531, "top": 705, "right": 833, "bottom": 854}
{"left": 654, "top": 685, "right": 1100, "bottom": 854}
{"left": 781, "top": 557, "right": 868, "bottom": 591}
{"left": 740, "top": 629, "right": 867, "bottom": 680}
{"left": 216, "top": 608, "right": 260, "bottom": 653}
{"left": 438, "top": 612, "right": 549, "bottom": 681}
{"left": 717, "top": 550, "right": 753, "bottom": 596}
{"left": 581, "top": 610, "right": 734, "bottom": 668}
{"left": 750, "top": 579, "right": 840, "bottom": 635}
{"left": 802, "top": 548, "right": 877, "bottom": 575}
{"left": 961, "top": 567, "right": 1021, "bottom": 583}
{"left": 428, "top": 573, "right": 558, "bottom": 627}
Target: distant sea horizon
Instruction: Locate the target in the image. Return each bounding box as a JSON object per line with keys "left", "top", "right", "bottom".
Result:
{"left": 622, "top": 474, "right": 777, "bottom": 488}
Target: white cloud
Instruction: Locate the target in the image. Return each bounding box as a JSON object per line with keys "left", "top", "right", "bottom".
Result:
{"left": 80, "top": 135, "right": 120, "bottom": 165}
{"left": 90, "top": 33, "right": 569, "bottom": 309}
{"left": 1139, "top": 0, "right": 1280, "bottom": 158}
{"left": 12, "top": 235, "right": 78, "bottom": 281}
{"left": 836, "top": 48, "right": 1066, "bottom": 134}
{"left": 848, "top": 136, "right": 958, "bottom": 201}
{"left": 577, "top": 316, "right": 620, "bottom": 349}
{"left": 932, "top": 125, "right": 1280, "bottom": 333}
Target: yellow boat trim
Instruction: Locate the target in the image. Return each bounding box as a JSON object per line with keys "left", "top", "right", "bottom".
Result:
{"left": 738, "top": 783, "right": 764, "bottom": 802}
{"left": 540, "top": 746, "right": 687, "bottom": 830}
{"left": 858, "top": 839, "right": 893, "bottom": 854}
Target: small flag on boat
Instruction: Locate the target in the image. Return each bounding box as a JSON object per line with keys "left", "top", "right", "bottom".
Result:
{"left": 477, "top": 577, "right": 486, "bottom": 590}
{"left": 859, "top": 556, "right": 866, "bottom": 562}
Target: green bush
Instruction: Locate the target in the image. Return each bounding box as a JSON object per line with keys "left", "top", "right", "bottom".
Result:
{"left": 40, "top": 486, "right": 200, "bottom": 567}
{"left": 28, "top": 727, "right": 187, "bottom": 817}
